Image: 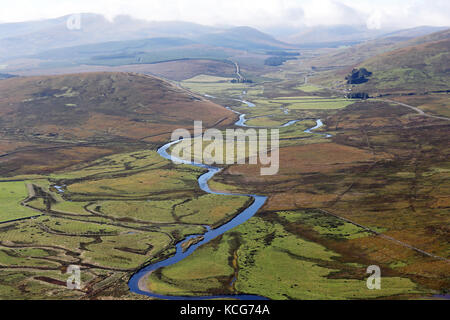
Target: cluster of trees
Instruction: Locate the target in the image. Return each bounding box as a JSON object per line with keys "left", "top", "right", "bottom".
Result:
{"left": 346, "top": 92, "right": 370, "bottom": 99}
{"left": 230, "top": 79, "right": 253, "bottom": 83}
{"left": 264, "top": 56, "right": 290, "bottom": 66}
{"left": 266, "top": 51, "right": 300, "bottom": 57}
{"left": 346, "top": 68, "right": 372, "bottom": 84}
{"left": 0, "top": 73, "right": 16, "bottom": 80}
{"left": 264, "top": 51, "right": 300, "bottom": 67}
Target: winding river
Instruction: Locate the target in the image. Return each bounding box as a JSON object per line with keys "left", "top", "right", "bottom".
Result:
{"left": 128, "top": 100, "right": 331, "bottom": 300}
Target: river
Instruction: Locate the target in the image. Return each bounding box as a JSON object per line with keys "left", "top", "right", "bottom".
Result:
{"left": 128, "top": 100, "right": 331, "bottom": 300}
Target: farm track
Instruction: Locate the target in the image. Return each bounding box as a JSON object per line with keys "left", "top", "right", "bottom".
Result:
{"left": 318, "top": 209, "right": 450, "bottom": 263}
{"left": 377, "top": 98, "right": 450, "bottom": 121}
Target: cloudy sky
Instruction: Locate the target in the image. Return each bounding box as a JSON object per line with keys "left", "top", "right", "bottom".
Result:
{"left": 1, "top": 0, "right": 449, "bottom": 30}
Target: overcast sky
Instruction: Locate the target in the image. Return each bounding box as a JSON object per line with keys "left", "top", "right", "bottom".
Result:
{"left": 0, "top": 0, "right": 449, "bottom": 30}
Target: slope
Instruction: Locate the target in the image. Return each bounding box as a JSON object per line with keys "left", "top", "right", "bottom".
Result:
{"left": 0, "top": 72, "right": 236, "bottom": 176}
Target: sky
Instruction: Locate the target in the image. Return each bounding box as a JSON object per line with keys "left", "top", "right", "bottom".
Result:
{"left": 0, "top": 0, "right": 449, "bottom": 30}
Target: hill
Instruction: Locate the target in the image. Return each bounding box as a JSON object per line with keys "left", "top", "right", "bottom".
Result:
{"left": 309, "top": 29, "right": 450, "bottom": 94}
{"left": 32, "top": 37, "right": 236, "bottom": 67}
{"left": 0, "top": 15, "right": 294, "bottom": 73}
{"left": 0, "top": 72, "right": 235, "bottom": 176}
{"left": 196, "top": 26, "right": 293, "bottom": 50}
{"left": 379, "top": 26, "right": 448, "bottom": 39}
{"left": 282, "top": 25, "right": 388, "bottom": 47}
{"left": 0, "top": 14, "right": 289, "bottom": 65}
{"left": 4, "top": 59, "right": 238, "bottom": 81}
{"left": 356, "top": 35, "right": 450, "bottom": 94}
{"left": 308, "top": 27, "right": 449, "bottom": 68}
{"left": 0, "top": 14, "right": 219, "bottom": 60}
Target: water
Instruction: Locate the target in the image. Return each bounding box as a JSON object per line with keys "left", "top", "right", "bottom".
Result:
{"left": 128, "top": 139, "right": 269, "bottom": 300}
{"left": 234, "top": 99, "right": 256, "bottom": 108}
{"left": 129, "top": 104, "right": 332, "bottom": 300}
{"left": 304, "top": 119, "right": 333, "bottom": 138}
{"left": 281, "top": 120, "right": 300, "bottom": 128}
{"left": 235, "top": 114, "right": 247, "bottom": 127}
{"left": 235, "top": 114, "right": 300, "bottom": 129}
{"left": 53, "top": 185, "right": 66, "bottom": 194}
{"left": 241, "top": 100, "right": 256, "bottom": 107}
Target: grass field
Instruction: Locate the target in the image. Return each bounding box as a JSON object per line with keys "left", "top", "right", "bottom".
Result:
{"left": 0, "top": 144, "right": 251, "bottom": 298}
{"left": 0, "top": 181, "right": 37, "bottom": 222}
{"left": 98, "top": 194, "right": 250, "bottom": 227}
{"left": 146, "top": 215, "right": 424, "bottom": 299}
{"left": 272, "top": 97, "right": 353, "bottom": 110}
{"left": 296, "top": 85, "right": 323, "bottom": 93}
{"left": 182, "top": 74, "right": 259, "bottom": 98}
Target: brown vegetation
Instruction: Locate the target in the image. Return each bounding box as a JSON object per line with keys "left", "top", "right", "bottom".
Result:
{"left": 0, "top": 72, "right": 236, "bottom": 176}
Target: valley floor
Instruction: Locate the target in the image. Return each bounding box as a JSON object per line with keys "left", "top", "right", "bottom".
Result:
{"left": 0, "top": 61, "right": 448, "bottom": 300}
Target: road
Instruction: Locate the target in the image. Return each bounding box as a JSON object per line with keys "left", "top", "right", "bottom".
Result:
{"left": 303, "top": 73, "right": 450, "bottom": 121}
{"left": 234, "top": 61, "right": 244, "bottom": 82}
{"left": 319, "top": 209, "right": 450, "bottom": 263}
{"left": 378, "top": 98, "right": 450, "bottom": 121}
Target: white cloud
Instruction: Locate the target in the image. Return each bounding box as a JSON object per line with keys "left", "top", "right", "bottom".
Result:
{"left": 0, "top": 0, "right": 448, "bottom": 30}
{"left": 367, "top": 10, "right": 383, "bottom": 30}
{"left": 302, "top": 0, "right": 365, "bottom": 26}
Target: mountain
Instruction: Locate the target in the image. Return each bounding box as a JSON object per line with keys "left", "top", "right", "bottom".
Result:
{"left": 308, "top": 27, "right": 450, "bottom": 68}
{"left": 0, "top": 17, "right": 293, "bottom": 71}
{"left": 37, "top": 37, "right": 197, "bottom": 59}
{"left": 355, "top": 31, "right": 450, "bottom": 94}
{"left": 30, "top": 39, "right": 234, "bottom": 68}
{"left": 0, "top": 14, "right": 219, "bottom": 60}
{"left": 0, "top": 15, "right": 70, "bottom": 39}
{"left": 196, "top": 26, "right": 293, "bottom": 50}
{"left": 0, "top": 14, "right": 289, "bottom": 63}
{"left": 377, "top": 26, "right": 448, "bottom": 40}
{"left": 281, "top": 25, "right": 390, "bottom": 47}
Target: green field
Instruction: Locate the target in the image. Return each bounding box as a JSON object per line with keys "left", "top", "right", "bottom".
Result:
{"left": 146, "top": 214, "right": 424, "bottom": 299}
{"left": 0, "top": 146, "right": 252, "bottom": 298}
{"left": 296, "top": 85, "right": 323, "bottom": 93}
{"left": 0, "top": 181, "right": 37, "bottom": 222}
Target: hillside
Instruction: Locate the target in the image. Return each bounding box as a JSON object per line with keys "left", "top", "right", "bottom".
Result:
{"left": 308, "top": 27, "right": 450, "bottom": 68}
{"left": 308, "top": 29, "right": 450, "bottom": 94}
{"left": 0, "top": 72, "right": 235, "bottom": 175}
{"left": 4, "top": 59, "right": 238, "bottom": 81}
{"left": 32, "top": 37, "right": 235, "bottom": 67}
{"left": 356, "top": 36, "right": 450, "bottom": 94}
{"left": 283, "top": 25, "right": 388, "bottom": 47}
{"left": 0, "top": 14, "right": 219, "bottom": 59}
{"left": 0, "top": 14, "right": 290, "bottom": 69}
{"left": 196, "top": 26, "right": 293, "bottom": 50}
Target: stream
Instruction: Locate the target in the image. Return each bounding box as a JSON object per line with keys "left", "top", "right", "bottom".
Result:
{"left": 128, "top": 98, "right": 331, "bottom": 300}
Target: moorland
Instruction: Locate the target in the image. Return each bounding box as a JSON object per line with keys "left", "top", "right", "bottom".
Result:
{"left": 0, "top": 17, "right": 448, "bottom": 300}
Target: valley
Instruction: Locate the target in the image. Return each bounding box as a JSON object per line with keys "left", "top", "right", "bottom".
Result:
{"left": 0, "top": 14, "right": 448, "bottom": 301}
